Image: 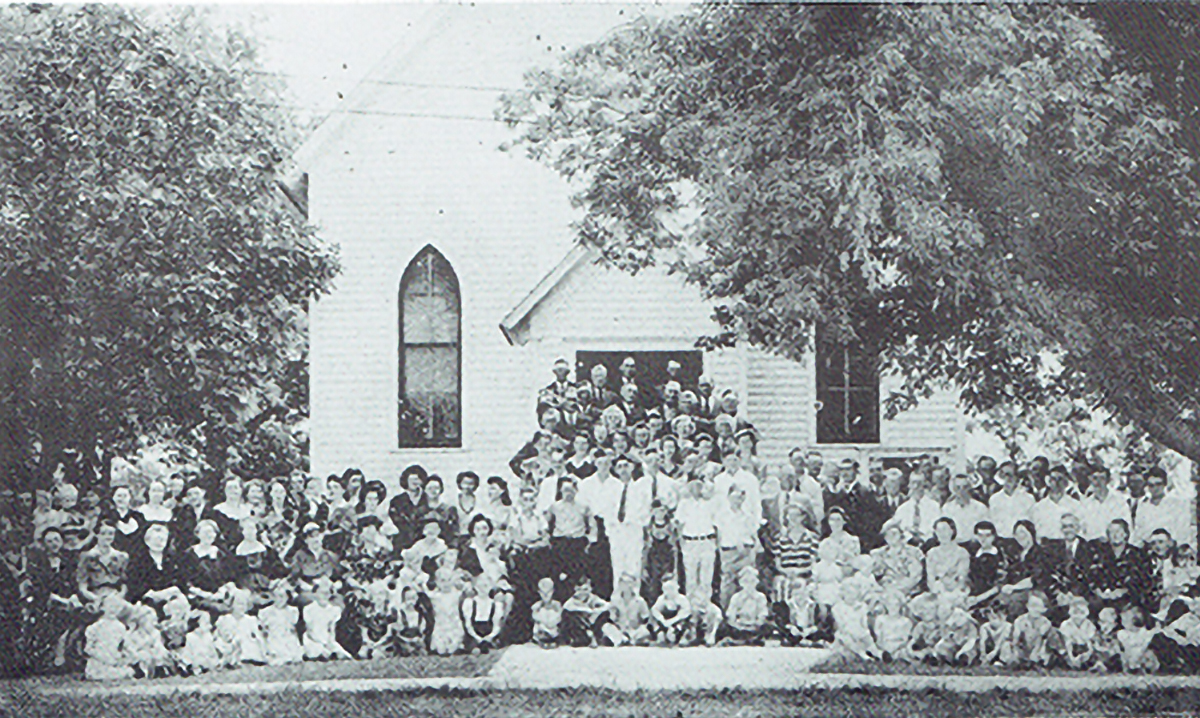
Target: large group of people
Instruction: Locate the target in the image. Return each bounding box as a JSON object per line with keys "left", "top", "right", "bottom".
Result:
{"left": 1, "top": 355, "right": 1199, "bottom": 680}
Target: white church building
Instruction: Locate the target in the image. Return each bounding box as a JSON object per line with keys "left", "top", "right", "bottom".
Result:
{"left": 297, "top": 5, "right": 967, "bottom": 489}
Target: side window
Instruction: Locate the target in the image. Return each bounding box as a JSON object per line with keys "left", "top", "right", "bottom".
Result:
{"left": 398, "top": 246, "right": 461, "bottom": 448}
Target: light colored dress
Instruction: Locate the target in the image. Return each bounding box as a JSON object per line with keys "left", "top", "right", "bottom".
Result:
{"left": 259, "top": 604, "right": 305, "bottom": 665}
{"left": 179, "top": 627, "right": 220, "bottom": 672}
{"left": 302, "top": 601, "right": 343, "bottom": 658}
{"left": 217, "top": 613, "right": 265, "bottom": 664}
{"left": 814, "top": 532, "right": 860, "bottom": 605}
{"left": 429, "top": 588, "right": 464, "bottom": 655}
{"left": 125, "top": 625, "right": 171, "bottom": 676}
{"left": 84, "top": 617, "right": 133, "bottom": 680}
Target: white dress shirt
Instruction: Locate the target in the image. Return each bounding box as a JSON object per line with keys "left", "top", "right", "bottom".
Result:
{"left": 578, "top": 474, "right": 623, "bottom": 526}
{"left": 1133, "top": 492, "right": 1194, "bottom": 548}
{"left": 892, "top": 495, "right": 942, "bottom": 540}
{"left": 941, "top": 496, "right": 990, "bottom": 543}
{"left": 988, "top": 488, "right": 1036, "bottom": 538}
{"left": 713, "top": 468, "right": 762, "bottom": 520}
{"left": 1033, "top": 495, "right": 1082, "bottom": 540}
{"left": 675, "top": 495, "right": 717, "bottom": 539}
{"left": 715, "top": 504, "right": 759, "bottom": 550}
{"left": 1080, "top": 490, "right": 1132, "bottom": 541}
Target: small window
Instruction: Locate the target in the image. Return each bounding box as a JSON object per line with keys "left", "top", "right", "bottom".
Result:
{"left": 398, "top": 246, "right": 461, "bottom": 448}
{"left": 815, "top": 325, "right": 879, "bottom": 444}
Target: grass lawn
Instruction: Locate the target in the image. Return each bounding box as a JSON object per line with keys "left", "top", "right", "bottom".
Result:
{"left": 812, "top": 652, "right": 1107, "bottom": 678}
{"left": 8, "top": 686, "right": 1200, "bottom": 718}
{"left": 8, "top": 651, "right": 501, "bottom": 690}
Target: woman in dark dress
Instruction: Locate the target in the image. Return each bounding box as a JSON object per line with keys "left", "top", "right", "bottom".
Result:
{"left": 176, "top": 519, "right": 229, "bottom": 610}
{"left": 104, "top": 485, "right": 143, "bottom": 555}
{"left": 389, "top": 465, "right": 428, "bottom": 552}
{"left": 998, "top": 519, "right": 1053, "bottom": 619}
{"left": 25, "top": 526, "right": 85, "bottom": 672}
{"left": 228, "top": 516, "right": 287, "bottom": 604}
{"left": 126, "top": 523, "right": 179, "bottom": 605}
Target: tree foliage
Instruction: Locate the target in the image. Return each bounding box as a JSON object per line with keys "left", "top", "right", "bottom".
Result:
{"left": 0, "top": 5, "right": 339, "bottom": 488}
{"left": 500, "top": 4, "right": 1200, "bottom": 462}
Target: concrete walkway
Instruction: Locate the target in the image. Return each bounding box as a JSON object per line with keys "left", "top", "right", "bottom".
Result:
{"left": 13, "top": 647, "right": 1200, "bottom": 698}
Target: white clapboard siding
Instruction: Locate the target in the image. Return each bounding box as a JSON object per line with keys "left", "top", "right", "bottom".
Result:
{"left": 745, "top": 349, "right": 813, "bottom": 468}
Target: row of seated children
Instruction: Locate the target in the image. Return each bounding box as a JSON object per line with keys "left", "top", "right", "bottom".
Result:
{"left": 528, "top": 566, "right": 770, "bottom": 648}
{"left": 823, "top": 586, "right": 1189, "bottom": 673}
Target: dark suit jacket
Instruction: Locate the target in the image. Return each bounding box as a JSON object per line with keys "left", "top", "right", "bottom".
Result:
{"left": 1042, "top": 536, "right": 1097, "bottom": 600}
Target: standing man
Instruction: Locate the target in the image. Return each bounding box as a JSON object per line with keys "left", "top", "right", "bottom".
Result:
{"left": 675, "top": 475, "right": 718, "bottom": 611}
{"left": 989, "top": 461, "right": 1036, "bottom": 543}
{"left": 589, "top": 363, "right": 618, "bottom": 410}
{"left": 942, "top": 474, "right": 990, "bottom": 546}
{"left": 714, "top": 485, "right": 760, "bottom": 611}
{"left": 607, "top": 455, "right": 652, "bottom": 589}
{"left": 1079, "top": 467, "right": 1132, "bottom": 542}
{"left": 537, "top": 357, "right": 573, "bottom": 418}
{"left": 1132, "top": 467, "right": 1192, "bottom": 548}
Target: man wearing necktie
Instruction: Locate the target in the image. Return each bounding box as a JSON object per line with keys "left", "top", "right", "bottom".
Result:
{"left": 608, "top": 454, "right": 651, "bottom": 589}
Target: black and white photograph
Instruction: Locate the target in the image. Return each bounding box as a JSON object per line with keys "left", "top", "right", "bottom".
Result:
{"left": 2, "top": 2, "right": 1200, "bottom": 716}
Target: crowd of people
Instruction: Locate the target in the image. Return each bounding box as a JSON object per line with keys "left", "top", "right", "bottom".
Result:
{"left": 1, "top": 355, "right": 1199, "bottom": 680}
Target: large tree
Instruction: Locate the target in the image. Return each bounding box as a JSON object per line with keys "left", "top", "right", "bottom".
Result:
{"left": 0, "top": 5, "right": 339, "bottom": 489}
{"left": 500, "top": 4, "right": 1200, "bottom": 463}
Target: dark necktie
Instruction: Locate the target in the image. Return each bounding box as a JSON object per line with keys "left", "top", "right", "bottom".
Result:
{"left": 618, "top": 482, "right": 629, "bottom": 523}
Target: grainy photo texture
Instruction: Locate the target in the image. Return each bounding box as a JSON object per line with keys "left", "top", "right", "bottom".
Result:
{"left": 1, "top": 3, "right": 1199, "bottom": 717}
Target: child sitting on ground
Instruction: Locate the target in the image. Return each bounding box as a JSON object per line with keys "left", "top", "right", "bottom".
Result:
{"left": 1118, "top": 606, "right": 1160, "bottom": 674}
{"left": 530, "top": 577, "right": 564, "bottom": 648}
{"left": 719, "top": 565, "right": 770, "bottom": 646}
{"left": 84, "top": 594, "right": 133, "bottom": 681}
{"left": 649, "top": 574, "right": 692, "bottom": 646}
{"left": 832, "top": 556, "right": 881, "bottom": 660}
{"left": 1012, "top": 592, "right": 1061, "bottom": 668}
{"left": 689, "top": 596, "right": 724, "bottom": 647}
{"left": 1092, "top": 607, "right": 1122, "bottom": 673}
{"left": 218, "top": 586, "right": 266, "bottom": 665}
{"left": 126, "top": 603, "right": 172, "bottom": 678}
{"left": 355, "top": 581, "right": 397, "bottom": 659}
{"left": 160, "top": 594, "right": 192, "bottom": 668}
{"left": 978, "top": 603, "right": 1015, "bottom": 666}
{"left": 259, "top": 580, "right": 304, "bottom": 665}
{"left": 778, "top": 575, "right": 820, "bottom": 647}
{"left": 906, "top": 600, "right": 941, "bottom": 663}
{"left": 1059, "top": 595, "right": 1098, "bottom": 670}
{"left": 429, "top": 566, "right": 466, "bottom": 656}
{"left": 179, "top": 610, "right": 220, "bottom": 674}
{"left": 562, "top": 578, "right": 611, "bottom": 648}
{"left": 388, "top": 584, "right": 428, "bottom": 657}
{"left": 932, "top": 600, "right": 978, "bottom": 667}
{"left": 872, "top": 590, "right": 914, "bottom": 663}
{"left": 462, "top": 572, "right": 503, "bottom": 655}
{"left": 604, "top": 573, "right": 651, "bottom": 647}
{"left": 303, "top": 576, "right": 349, "bottom": 660}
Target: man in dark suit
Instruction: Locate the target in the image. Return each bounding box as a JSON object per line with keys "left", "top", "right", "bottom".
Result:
{"left": 1043, "top": 512, "right": 1098, "bottom": 621}
{"left": 857, "top": 467, "right": 904, "bottom": 551}
{"left": 537, "top": 357, "right": 574, "bottom": 418}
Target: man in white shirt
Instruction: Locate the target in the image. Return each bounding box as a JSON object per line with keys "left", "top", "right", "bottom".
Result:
{"left": 675, "top": 475, "right": 717, "bottom": 609}
{"left": 714, "top": 450, "right": 761, "bottom": 518}
{"left": 714, "top": 484, "right": 760, "bottom": 611}
{"left": 1079, "top": 468, "right": 1132, "bottom": 541}
{"left": 787, "top": 447, "right": 825, "bottom": 521}
{"left": 641, "top": 447, "right": 680, "bottom": 511}
{"left": 892, "top": 471, "right": 943, "bottom": 545}
{"left": 1033, "top": 468, "right": 1082, "bottom": 541}
{"left": 1133, "top": 467, "right": 1194, "bottom": 548}
{"left": 941, "top": 473, "right": 990, "bottom": 546}
{"left": 608, "top": 454, "right": 653, "bottom": 587}
{"left": 578, "top": 450, "right": 622, "bottom": 532}
{"left": 988, "top": 460, "right": 1036, "bottom": 539}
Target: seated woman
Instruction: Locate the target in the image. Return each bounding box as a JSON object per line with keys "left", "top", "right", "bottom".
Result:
{"left": 910, "top": 518, "right": 970, "bottom": 619}
{"left": 1088, "top": 519, "right": 1153, "bottom": 617}
{"left": 104, "top": 486, "right": 143, "bottom": 555}
{"left": 290, "top": 523, "right": 341, "bottom": 600}
{"left": 126, "top": 523, "right": 179, "bottom": 605}
{"left": 25, "top": 527, "right": 85, "bottom": 672}
{"left": 212, "top": 476, "right": 253, "bottom": 550}
{"left": 871, "top": 519, "right": 925, "bottom": 600}
{"left": 812, "top": 506, "right": 861, "bottom": 628}
{"left": 76, "top": 521, "right": 129, "bottom": 609}
{"left": 998, "top": 519, "right": 1053, "bottom": 620}
{"left": 228, "top": 516, "right": 287, "bottom": 605}
{"left": 176, "top": 519, "right": 229, "bottom": 611}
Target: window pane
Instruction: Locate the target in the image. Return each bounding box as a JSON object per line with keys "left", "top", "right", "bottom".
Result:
{"left": 847, "top": 345, "right": 877, "bottom": 387}
{"left": 405, "top": 345, "right": 458, "bottom": 394}
{"left": 403, "top": 292, "right": 458, "bottom": 344}
{"left": 400, "top": 346, "right": 460, "bottom": 446}
{"left": 847, "top": 389, "right": 880, "bottom": 443}
{"left": 816, "top": 389, "right": 847, "bottom": 444}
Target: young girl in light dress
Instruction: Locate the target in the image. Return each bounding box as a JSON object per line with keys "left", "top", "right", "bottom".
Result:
{"left": 831, "top": 555, "right": 881, "bottom": 660}
{"left": 259, "top": 580, "right": 304, "bottom": 665}
{"left": 429, "top": 567, "right": 465, "bottom": 655}
{"left": 1118, "top": 607, "right": 1160, "bottom": 673}
{"left": 84, "top": 594, "right": 134, "bottom": 680}
{"left": 872, "top": 590, "right": 913, "bottom": 662}
{"left": 303, "top": 577, "right": 349, "bottom": 660}
{"left": 179, "top": 611, "right": 221, "bottom": 674}
{"left": 126, "top": 603, "right": 171, "bottom": 678}
{"left": 217, "top": 587, "right": 266, "bottom": 665}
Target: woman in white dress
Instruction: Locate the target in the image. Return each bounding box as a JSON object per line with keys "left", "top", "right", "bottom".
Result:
{"left": 813, "top": 506, "right": 861, "bottom": 615}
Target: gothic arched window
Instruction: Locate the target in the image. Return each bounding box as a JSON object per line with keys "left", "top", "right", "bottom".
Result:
{"left": 398, "top": 246, "right": 461, "bottom": 448}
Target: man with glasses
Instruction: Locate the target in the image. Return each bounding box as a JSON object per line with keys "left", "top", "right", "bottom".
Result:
{"left": 1132, "top": 467, "right": 1193, "bottom": 549}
